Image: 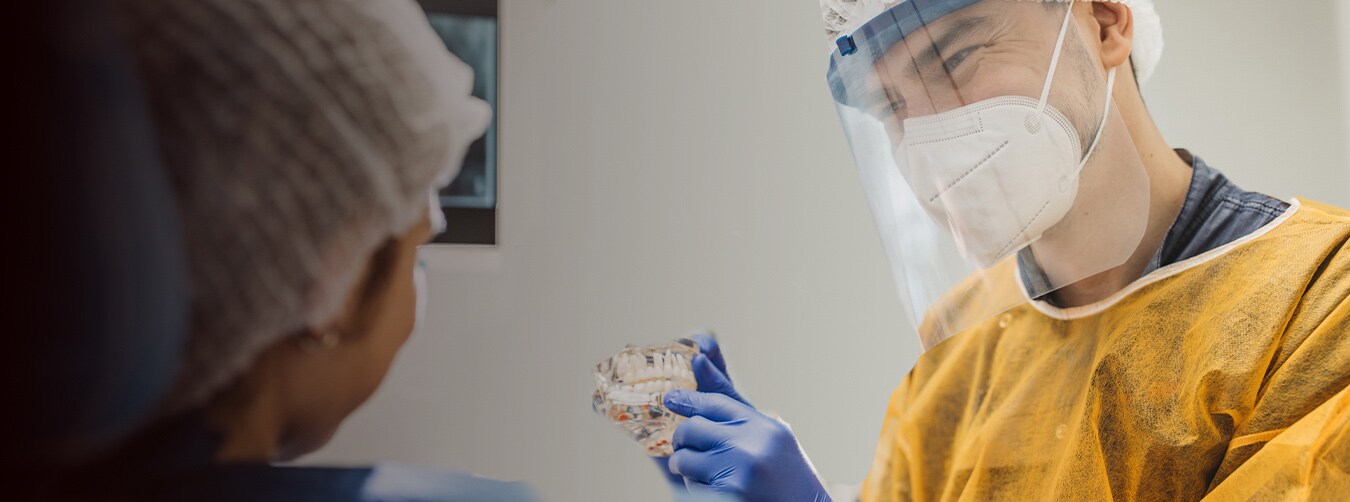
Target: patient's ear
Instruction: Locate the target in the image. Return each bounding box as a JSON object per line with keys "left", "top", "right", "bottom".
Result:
{"left": 1091, "top": 2, "right": 1134, "bottom": 70}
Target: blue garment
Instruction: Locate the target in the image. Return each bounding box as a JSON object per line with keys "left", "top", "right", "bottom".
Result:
{"left": 1145, "top": 150, "right": 1290, "bottom": 272}
{"left": 1020, "top": 151, "right": 1287, "bottom": 301}
{"left": 59, "top": 411, "right": 538, "bottom": 502}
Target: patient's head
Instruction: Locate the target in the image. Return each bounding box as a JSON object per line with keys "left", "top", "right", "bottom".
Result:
{"left": 114, "top": 0, "right": 489, "bottom": 460}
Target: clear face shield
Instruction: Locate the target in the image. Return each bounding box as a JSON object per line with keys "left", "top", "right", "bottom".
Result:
{"left": 827, "top": 0, "right": 1151, "bottom": 349}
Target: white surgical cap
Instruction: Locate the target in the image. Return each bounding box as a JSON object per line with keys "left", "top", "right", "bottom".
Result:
{"left": 821, "top": 0, "right": 1165, "bottom": 84}
{"left": 113, "top": 0, "right": 491, "bottom": 410}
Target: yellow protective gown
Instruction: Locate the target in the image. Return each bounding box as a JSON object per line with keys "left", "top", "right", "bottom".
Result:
{"left": 862, "top": 199, "right": 1350, "bottom": 501}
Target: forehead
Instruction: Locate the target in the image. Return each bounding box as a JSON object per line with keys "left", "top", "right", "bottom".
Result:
{"left": 888, "top": 1, "right": 1052, "bottom": 52}
{"left": 836, "top": 0, "right": 1067, "bottom": 59}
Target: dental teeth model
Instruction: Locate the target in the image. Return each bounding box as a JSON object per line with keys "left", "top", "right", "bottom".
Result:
{"left": 592, "top": 339, "right": 700, "bottom": 457}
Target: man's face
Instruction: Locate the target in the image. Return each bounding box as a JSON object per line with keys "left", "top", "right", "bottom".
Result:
{"left": 860, "top": 1, "right": 1104, "bottom": 151}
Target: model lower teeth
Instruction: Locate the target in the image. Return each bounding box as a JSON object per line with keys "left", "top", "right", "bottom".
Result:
{"left": 592, "top": 339, "right": 700, "bottom": 457}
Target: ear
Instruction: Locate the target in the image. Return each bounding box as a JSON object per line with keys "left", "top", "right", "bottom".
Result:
{"left": 1091, "top": 1, "right": 1134, "bottom": 70}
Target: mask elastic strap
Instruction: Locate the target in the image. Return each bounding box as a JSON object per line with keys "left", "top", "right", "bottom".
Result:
{"left": 1032, "top": 4, "right": 1078, "bottom": 121}
{"left": 1076, "top": 66, "right": 1118, "bottom": 173}
{"left": 1036, "top": 3, "right": 1120, "bottom": 172}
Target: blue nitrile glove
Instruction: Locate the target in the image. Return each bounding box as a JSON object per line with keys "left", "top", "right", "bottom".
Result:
{"left": 664, "top": 390, "right": 831, "bottom": 502}
{"left": 655, "top": 333, "right": 751, "bottom": 488}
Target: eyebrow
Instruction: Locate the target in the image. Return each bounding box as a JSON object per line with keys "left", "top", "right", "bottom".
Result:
{"left": 904, "top": 15, "right": 993, "bottom": 78}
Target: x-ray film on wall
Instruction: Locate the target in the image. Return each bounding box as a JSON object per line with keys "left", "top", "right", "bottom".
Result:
{"left": 421, "top": 0, "right": 498, "bottom": 244}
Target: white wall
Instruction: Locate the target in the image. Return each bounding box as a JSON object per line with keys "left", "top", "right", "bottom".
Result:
{"left": 1342, "top": 0, "right": 1350, "bottom": 198}
{"left": 308, "top": 1, "right": 1350, "bottom": 501}
{"left": 1144, "top": 0, "right": 1350, "bottom": 207}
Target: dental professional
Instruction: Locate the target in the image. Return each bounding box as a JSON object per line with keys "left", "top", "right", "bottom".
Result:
{"left": 57, "top": 0, "right": 538, "bottom": 500}
{"left": 660, "top": 0, "right": 1350, "bottom": 500}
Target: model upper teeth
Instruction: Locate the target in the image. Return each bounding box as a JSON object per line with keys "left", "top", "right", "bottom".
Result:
{"left": 593, "top": 340, "right": 702, "bottom": 457}
{"left": 612, "top": 350, "right": 696, "bottom": 394}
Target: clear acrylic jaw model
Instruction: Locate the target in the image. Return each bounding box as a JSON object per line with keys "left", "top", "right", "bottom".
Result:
{"left": 592, "top": 339, "right": 700, "bottom": 457}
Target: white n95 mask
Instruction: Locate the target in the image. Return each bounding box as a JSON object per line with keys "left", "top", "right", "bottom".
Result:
{"left": 901, "top": 64, "right": 1117, "bottom": 268}
{"left": 902, "top": 96, "right": 1081, "bottom": 268}
{"left": 413, "top": 258, "right": 429, "bottom": 331}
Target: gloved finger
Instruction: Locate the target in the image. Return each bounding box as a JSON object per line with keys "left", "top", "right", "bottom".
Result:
{"left": 667, "top": 448, "right": 727, "bottom": 485}
{"left": 682, "top": 481, "right": 744, "bottom": 502}
{"left": 666, "top": 390, "right": 752, "bottom": 423}
{"left": 692, "top": 354, "right": 748, "bottom": 406}
{"left": 683, "top": 479, "right": 723, "bottom": 499}
{"left": 689, "top": 332, "right": 729, "bottom": 376}
{"left": 671, "top": 415, "right": 729, "bottom": 452}
{"left": 650, "top": 456, "right": 686, "bottom": 489}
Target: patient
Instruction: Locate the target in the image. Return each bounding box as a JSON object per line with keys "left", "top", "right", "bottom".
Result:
{"left": 60, "top": 0, "right": 536, "bottom": 500}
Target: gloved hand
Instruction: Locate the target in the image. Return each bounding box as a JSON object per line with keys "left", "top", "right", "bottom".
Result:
{"left": 654, "top": 333, "right": 750, "bottom": 488}
{"left": 663, "top": 390, "right": 831, "bottom": 502}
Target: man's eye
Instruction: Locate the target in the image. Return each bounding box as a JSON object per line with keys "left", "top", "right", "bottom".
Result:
{"left": 942, "top": 46, "right": 980, "bottom": 72}
{"left": 868, "top": 96, "right": 905, "bottom": 121}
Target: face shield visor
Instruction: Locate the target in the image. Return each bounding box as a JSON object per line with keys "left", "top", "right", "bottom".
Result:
{"left": 827, "top": 0, "right": 1151, "bottom": 349}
